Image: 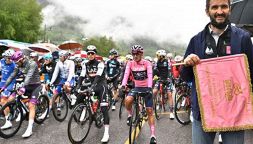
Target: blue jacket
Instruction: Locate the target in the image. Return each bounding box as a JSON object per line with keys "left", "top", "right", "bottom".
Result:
{"left": 181, "top": 24, "right": 253, "bottom": 121}
{"left": 0, "top": 59, "right": 16, "bottom": 82}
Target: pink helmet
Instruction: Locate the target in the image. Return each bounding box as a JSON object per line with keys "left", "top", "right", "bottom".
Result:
{"left": 131, "top": 45, "right": 144, "bottom": 54}
{"left": 11, "top": 51, "right": 24, "bottom": 62}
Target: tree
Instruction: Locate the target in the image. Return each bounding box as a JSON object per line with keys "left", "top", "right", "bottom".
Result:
{"left": 83, "top": 36, "right": 117, "bottom": 57}
{"left": 0, "top": 0, "right": 43, "bottom": 43}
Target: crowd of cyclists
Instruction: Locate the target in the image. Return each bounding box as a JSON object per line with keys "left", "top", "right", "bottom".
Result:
{"left": 0, "top": 44, "right": 187, "bottom": 144}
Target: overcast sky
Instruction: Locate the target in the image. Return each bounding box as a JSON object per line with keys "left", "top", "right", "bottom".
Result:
{"left": 42, "top": 0, "right": 210, "bottom": 44}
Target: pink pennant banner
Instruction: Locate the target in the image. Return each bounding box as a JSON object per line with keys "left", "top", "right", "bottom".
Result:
{"left": 194, "top": 54, "right": 253, "bottom": 132}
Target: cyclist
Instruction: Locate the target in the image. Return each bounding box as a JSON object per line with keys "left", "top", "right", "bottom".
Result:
{"left": 118, "top": 54, "right": 134, "bottom": 98}
{"left": 171, "top": 55, "right": 183, "bottom": 79}
{"left": 40, "top": 53, "right": 57, "bottom": 113}
{"left": 166, "top": 53, "right": 175, "bottom": 67}
{"left": 74, "top": 57, "right": 83, "bottom": 76}
{"left": 0, "top": 51, "right": 42, "bottom": 138}
{"left": 106, "top": 49, "right": 120, "bottom": 111}
{"left": 30, "top": 52, "right": 41, "bottom": 69}
{"left": 0, "top": 49, "right": 16, "bottom": 109}
{"left": 121, "top": 45, "right": 157, "bottom": 144}
{"left": 41, "top": 53, "right": 57, "bottom": 84}
{"left": 153, "top": 50, "right": 174, "bottom": 120}
{"left": 49, "top": 50, "right": 75, "bottom": 109}
{"left": 76, "top": 45, "right": 110, "bottom": 142}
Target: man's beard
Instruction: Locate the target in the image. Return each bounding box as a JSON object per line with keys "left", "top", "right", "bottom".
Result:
{"left": 210, "top": 13, "right": 230, "bottom": 29}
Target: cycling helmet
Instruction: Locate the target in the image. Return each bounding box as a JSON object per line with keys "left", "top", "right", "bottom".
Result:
{"left": 43, "top": 53, "right": 53, "bottom": 60}
{"left": 167, "top": 53, "right": 173, "bottom": 59}
{"left": 30, "top": 52, "right": 38, "bottom": 57}
{"left": 75, "top": 57, "right": 82, "bottom": 63}
{"left": 156, "top": 50, "right": 166, "bottom": 57}
{"left": 144, "top": 56, "right": 153, "bottom": 62}
{"left": 109, "top": 49, "right": 118, "bottom": 56}
{"left": 125, "top": 54, "right": 133, "bottom": 60}
{"left": 131, "top": 45, "right": 144, "bottom": 54}
{"left": 11, "top": 51, "right": 24, "bottom": 62}
{"left": 86, "top": 45, "right": 97, "bottom": 53}
{"left": 58, "top": 50, "right": 69, "bottom": 57}
{"left": 4, "top": 49, "right": 15, "bottom": 57}
{"left": 174, "top": 55, "right": 183, "bottom": 62}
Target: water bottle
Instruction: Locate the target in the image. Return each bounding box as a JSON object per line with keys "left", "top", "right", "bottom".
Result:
{"left": 91, "top": 95, "right": 98, "bottom": 112}
{"left": 70, "top": 94, "right": 77, "bottom": 106}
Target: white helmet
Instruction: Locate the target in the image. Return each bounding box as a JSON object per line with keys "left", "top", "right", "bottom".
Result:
{"left": 167, "top": 53, "right": 173, "bottom": 59}
{"left": 4, "top": 49, "right": 15, "bottom": 57}
{"left": 144, "top": 56, "right": 153, "bottom": 62}
{"left": 156, "top": 50, "right": 166, "bottom": 57}
{"left": 30, "top": 52, "right": 38, "bottom": 57}
{"left": 153, "top": 57, "right": 158, "bottom": 63}
{"left": 86, "top": 45, "right": 97, "bottom": 53}
{"left": 59, "top": 50, "right": 69, "bottom": 57}
{"left": 125, "top": 54, "right": 133, "bottom": 60}
{"left": 174, "top": 55, "right": 183, "bottom": 62}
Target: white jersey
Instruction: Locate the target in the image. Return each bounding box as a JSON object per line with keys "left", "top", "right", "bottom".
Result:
{"left": 50, "top": 59, "right": 75, "bottom": 84}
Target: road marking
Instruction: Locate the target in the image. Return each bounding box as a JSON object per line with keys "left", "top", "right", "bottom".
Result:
{"left": 124, "top": 111, "right": 187, "bottom": 143}
{"left": 124, "top": 119, "right": 146, "bottom": 144}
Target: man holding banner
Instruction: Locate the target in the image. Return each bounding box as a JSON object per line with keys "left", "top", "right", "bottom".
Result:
{"left": 181, "top": 0, "right": 253, "bottom": 144}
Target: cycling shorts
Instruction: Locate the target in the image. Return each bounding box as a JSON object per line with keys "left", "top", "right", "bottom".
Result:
{"left": 128, "top": 87, "right": 153, "bottom": 108}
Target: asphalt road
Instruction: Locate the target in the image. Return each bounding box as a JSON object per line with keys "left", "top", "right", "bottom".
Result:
{"left": 0, "top": 102, "right": 253, "bottom": 144}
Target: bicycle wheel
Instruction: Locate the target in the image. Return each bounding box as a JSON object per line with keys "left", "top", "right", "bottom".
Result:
{"left": 119, "top": 96, "right": 125, "bottom": 119}
{"left": 174, "top": 90, "right": 182, "bottom": 106}
{"left": 52, "top": 94, "right": 68, "bottom": 122}
{"left": 35, "top": 94, "right": 50, "bottom": 124}
{"left": 68, "top": 103, "right": 92, "bottom": 144}
{"left": 154, "top": 94, "right": 162, "bottom": 120}
{"left": 0, "top": 102, "right": 23, "bottom": 139}
{"left": 153, "top": 96, "right": 159, "bottom": 120}
{"left": 129, "top": 102, "right": 138, "bottom": 144}
{"left": 174, "top": 94, "right": 191, "bottom": 125}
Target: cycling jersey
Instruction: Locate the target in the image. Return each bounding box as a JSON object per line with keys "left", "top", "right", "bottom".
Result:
{"left": 50, "top": 59, "right": 75, "bottom": 84}
{"left": 40, "top": 61, "right": 56, "bottom": 82}
{"left": 80, "top": 59, "right": 106, "bottom": 85}
{"left": 122, "top": 59, "right": 152, "bottom": 88}
{"left": 153, "top": 59, "right": 170, "bottom": 80}
{"left": 172, "top": 65, "right": 182, "bottom": 79}
{"left": 0, "top": 59, "right": 16, "bottom": 97}
{"left": 106, "top": 59, "right": 120, "bottom": 78}
{"left": 75, "top": 65, "right": 82, "bottom": 76}
{"left": 0, "top": 59, "right": 16, "bottom": 82}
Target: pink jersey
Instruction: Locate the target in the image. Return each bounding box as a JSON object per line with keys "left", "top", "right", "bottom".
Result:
{"left": 122, "top": 59, "right": 153, "bottom": 88}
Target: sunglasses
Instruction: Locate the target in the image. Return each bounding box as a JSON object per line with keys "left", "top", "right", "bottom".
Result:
{"left": 5, "top": 56, "right": 11, "bottom": 59}
{"left": 132, "top": 52, "right": 142, "bottom": 56}
{"left": 87, "top": 52, "right": 95, "bottom": 55}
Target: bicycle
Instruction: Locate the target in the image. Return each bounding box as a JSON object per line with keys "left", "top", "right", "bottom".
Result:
{"left": 128, "top": 90, "right": 148, "bottom": 144}
{"left": 51, "top": 84, "right": 77, "bottom": 122}
{"left": 174, "top": 81, "right": 191, "bottom": 125}
{"left": 67, "top": 87, "right": 104, "bottom": 144}
{"left": 153, "top": 79, "right": 168, "bottom": 120}
{"left": 0, "top": 86, "right": 49, "bottom": 138}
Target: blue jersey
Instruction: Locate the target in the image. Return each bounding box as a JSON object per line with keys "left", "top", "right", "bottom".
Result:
{"left": 0, "top": 59, "right": 16, "bottom": 82}
{"left": 106, "top": 59, "right": 120, "bottom": 77}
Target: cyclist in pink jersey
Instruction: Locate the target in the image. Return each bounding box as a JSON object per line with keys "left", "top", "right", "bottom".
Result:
{"left": 121, "top": 45, "right": 157, "bottom": 144}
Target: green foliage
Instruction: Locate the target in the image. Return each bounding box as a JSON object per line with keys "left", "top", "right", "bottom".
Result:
{"left": 83, "top": 36, "right": 117, "bottom": 57}
{"left": 117, "top": 37, "right": 187, "bottom": 58}
{"left": 0, "top": 0, "right": 43, "bottom": 43}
